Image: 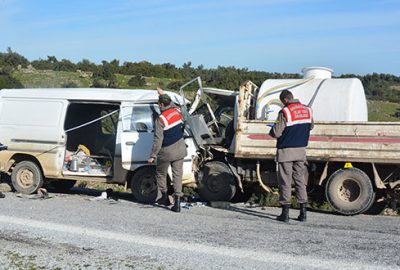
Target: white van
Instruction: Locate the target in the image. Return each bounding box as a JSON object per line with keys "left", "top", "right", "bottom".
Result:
{"left": 0, "top": 88, "right": 197, "bottom": 202}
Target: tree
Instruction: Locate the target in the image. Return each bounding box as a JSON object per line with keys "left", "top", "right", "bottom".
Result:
{"left": 0, "top": 47, "right": 29, "bottom": 68}
{"left": 54, "top": 59, "right": 76, "bottom": 72}
{"left": 0, "top": 68, "right": 23, "bottom": 89}
{"left": 77, "top": 59, "right": 97, "bottom": 72}
{"left": 128, "top": 75, "right": 146, "bottom": 87}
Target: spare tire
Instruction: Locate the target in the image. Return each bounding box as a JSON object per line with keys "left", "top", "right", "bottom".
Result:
{"left": 325, "top": 168, "right": 375, "bottom": 215}
{"left": 198, "top": 161, "right": 236, "bottom": 202}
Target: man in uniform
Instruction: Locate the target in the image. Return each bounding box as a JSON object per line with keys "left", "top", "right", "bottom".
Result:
{"left": 148, "top": 88, "right": 187, "bottom": 212}
{"left": 269, "top": 90, "right": 313, "bottom": 222}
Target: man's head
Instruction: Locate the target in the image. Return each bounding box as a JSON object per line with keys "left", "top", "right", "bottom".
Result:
{"left": 158, "top": 94, "right": 171, "bottom": 108}
{"left": 279, "top": 90, "right": 293, "bottom": 106}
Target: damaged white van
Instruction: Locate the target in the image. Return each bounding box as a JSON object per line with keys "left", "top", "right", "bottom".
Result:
{"left": 0, "top": 88, "right": 196, "bottom": 202}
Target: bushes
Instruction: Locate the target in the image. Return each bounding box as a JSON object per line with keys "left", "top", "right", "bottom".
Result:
{"left": 0, "top": 69, "right": 23, "bottom": 89}
{"left": 128, "top": 75, "right": 146, "bottom": 87}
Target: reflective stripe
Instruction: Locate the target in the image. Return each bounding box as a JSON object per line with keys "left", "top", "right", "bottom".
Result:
{"left": 159, "top": 115, "right": 168, "bottom": 126}
{"left": 164, "top": 119, "right": 183, "bottom": 131}
{"left": 283, "top": 103, "right": 312, "bottom": 127}
{"left": 160, "top": 108, "right": 183, "bottom": 130}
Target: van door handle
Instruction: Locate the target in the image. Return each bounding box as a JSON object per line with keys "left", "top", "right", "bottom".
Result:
{"left": 125, "top": 141, "right": 135, "bottom": 146}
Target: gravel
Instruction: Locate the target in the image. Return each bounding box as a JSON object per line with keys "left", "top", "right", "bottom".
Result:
{"left": 0, "top": 189, "right": 399, "bottom": 270}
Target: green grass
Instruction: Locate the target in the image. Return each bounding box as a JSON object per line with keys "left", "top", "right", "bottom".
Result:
{"left": 12, "top": 69, "right": 180, "bottom": 91}
{"left": 368, "top": 100, "right": 400, "bottom": 122}
{"left": 13, "top": 69, "right": 92, "bottom": 88}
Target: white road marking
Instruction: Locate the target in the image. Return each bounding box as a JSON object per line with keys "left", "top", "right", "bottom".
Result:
{"left": 0, "top": 214, "right": 389, "bottom": 270}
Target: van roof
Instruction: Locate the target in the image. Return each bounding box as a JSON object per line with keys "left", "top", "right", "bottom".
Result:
{"left": 0, "top": 88, "right": 187, "bottom": 105}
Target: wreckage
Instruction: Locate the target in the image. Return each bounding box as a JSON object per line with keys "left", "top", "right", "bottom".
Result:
{"left": 0, "top": 68, "right": 399, "bottom": 215}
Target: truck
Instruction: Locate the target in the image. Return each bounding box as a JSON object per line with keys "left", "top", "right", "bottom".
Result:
{"left": 180, "top": 71, "right": 400, "bottom": 215}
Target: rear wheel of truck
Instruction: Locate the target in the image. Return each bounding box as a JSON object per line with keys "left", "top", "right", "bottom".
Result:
{"left": 325, "top": 168, "right": 375, "bottom": 215}
{"left": 198, "top": 161, "right": 236, "bottom": 202}
{"left": 11, "top": 161, "right": 44, "bottom": 194}
{"left": 130, "top": 167, "right": 157, "bottom": 204}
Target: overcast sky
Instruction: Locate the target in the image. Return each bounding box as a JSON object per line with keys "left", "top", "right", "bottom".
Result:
{"left": 1, "top": 0, "right": 399, "bottom": 75}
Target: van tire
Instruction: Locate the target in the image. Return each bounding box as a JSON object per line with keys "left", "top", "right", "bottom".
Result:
{"left": 325, "top": 168, "right": 375, "bottom": 215}
{"left": 11, "top": 161, "right": 44, "bottom": 194}
{"left": 197, "top": 161, "right": 236, "bottom": 202}
{"left": 130, "top": 167, "right": 157, "bottom": 204}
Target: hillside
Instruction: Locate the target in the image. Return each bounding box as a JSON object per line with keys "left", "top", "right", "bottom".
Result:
{"left": 8, "top": 68, "right": 400, "bottom": 122}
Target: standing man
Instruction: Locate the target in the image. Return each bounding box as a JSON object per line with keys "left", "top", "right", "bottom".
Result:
{"left": 269, "top": 90, "right": 313, "bottom": 222}
{"left": 148, "top": 88, "right": 187, "bottom": 213}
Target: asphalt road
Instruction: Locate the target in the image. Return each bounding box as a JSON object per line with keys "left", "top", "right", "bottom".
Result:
{"left": 0, "top": 189, "right": 399, "bottom": 270}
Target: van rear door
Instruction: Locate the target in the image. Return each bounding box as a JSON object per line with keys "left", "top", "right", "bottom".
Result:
{"left": 120, "top": 102, "right": 158, "bottom": 170}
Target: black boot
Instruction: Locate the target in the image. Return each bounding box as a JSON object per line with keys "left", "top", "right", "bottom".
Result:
{"left": 277, "top": 205, "right": 289, "bottom": 222}
{"left": 156, "top": 192, "right": 169, "bottom": 206}
{"left": 0, "top": 192, "right": 5, "bottom": 199}
{"left": 171, "top": 196, "right": 181, "bottom": 213}
{"left": 298, "top": 203, "right": 307, "bottom": 222}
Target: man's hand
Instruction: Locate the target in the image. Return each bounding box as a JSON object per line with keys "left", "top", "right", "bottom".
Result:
{"left": 147, "top": 157, "right": 155, "bottom": 164}
{"left": 157, "top": 87, "right": 164, "bottom": 95}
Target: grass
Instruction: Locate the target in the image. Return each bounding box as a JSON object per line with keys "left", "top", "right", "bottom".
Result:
{"left": 13, "top": 69, "right": 92, "bottom": 88}
{"left": 12, "top": 68, "right": 179, "bottom": 91}
{"left": 368, "top": 100, "right": 400, "bottom": 122}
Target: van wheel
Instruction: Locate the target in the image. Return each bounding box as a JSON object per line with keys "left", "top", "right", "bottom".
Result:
{"left": 198, "top": 161, "right": 236, "bottom": 202}
{"left": 325, "top": 168, "right": 375, "bottom": 215}
{"left": 11, "top": 161, "right": 44, "bottom": 194}
{"left": 130, "top": 167, "right": 157, "bottom": 204}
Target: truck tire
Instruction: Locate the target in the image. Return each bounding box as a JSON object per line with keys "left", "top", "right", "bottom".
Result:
{"left": 130, "top": 167, "right": 157, "bottom": 204}
{"left": 325, "top": 168, "right": 375, "bottom": 215}
{"left": 198, "top": 161, "right": 236, "bottom": 202}
{"left": 11, "top": 161, "right": 44, "bottom": 194}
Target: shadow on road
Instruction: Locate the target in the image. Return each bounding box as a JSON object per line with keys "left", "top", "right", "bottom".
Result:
{"left": 226, "top": 205, "right": 279, "bottom": 220}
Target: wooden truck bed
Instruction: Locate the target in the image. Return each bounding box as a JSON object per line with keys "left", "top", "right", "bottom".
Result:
{"left": 234, "top": 120, "right": 400, "bottom": 164}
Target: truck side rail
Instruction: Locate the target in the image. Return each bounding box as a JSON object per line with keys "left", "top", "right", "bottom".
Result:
{"left": 235, "top": 120, "right": 400, "bottom": 163}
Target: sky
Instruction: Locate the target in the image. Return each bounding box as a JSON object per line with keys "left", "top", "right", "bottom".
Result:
{"left": 1, "top": 0, "right": 399, "bottom": 75}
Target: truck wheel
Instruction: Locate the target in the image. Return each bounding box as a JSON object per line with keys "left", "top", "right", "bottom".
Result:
{"left": 130, "top": 167, "right": 157, "bottom": 204}
{"left": 325, "top": 168, "right": 375, "bottom": 215}
{"left": 11, "top": 161, "right": 44, "bottom": 194}
{"left": 198, "top": 161, "right": 236, "bottom": 202}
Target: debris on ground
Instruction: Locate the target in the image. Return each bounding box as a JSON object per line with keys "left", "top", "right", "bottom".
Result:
{"left": 0, "top": 182, "right": 12, "bottom": 192}
{"left": 88, "top": 188, "right": 119, "bottom": 203}
{"left": 181, "top": 202, "right": 207, "bottom": 209}
{"left": 383, "top": 208, "right": 398, "bottom": 216}
{"left": 16, "top": 188, "right": 53, "bottom": 200}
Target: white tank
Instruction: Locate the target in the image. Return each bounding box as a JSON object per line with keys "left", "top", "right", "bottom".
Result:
{"left": 256, "top": 67, "right": 368, "bottom": 121}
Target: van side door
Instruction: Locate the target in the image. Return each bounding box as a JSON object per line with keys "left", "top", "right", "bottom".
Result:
{"left": 119, "top": 102, "right": 158, "bottom": 171}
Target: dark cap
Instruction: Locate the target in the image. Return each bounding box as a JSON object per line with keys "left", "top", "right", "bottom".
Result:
{"left": 158, "top": 94, "right": 171, "bottom": 105}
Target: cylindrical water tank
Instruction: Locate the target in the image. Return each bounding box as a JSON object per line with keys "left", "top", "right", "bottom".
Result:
{"left": 302, "top": 66, "right": 333, "bottom": 79}
{"left": 256, "top": 67, "right": 368, "bottom": 121}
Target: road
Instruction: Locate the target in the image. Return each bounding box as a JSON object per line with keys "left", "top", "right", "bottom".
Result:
{"left": 0, "top": 189, "right": 399, "bottom": 270}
